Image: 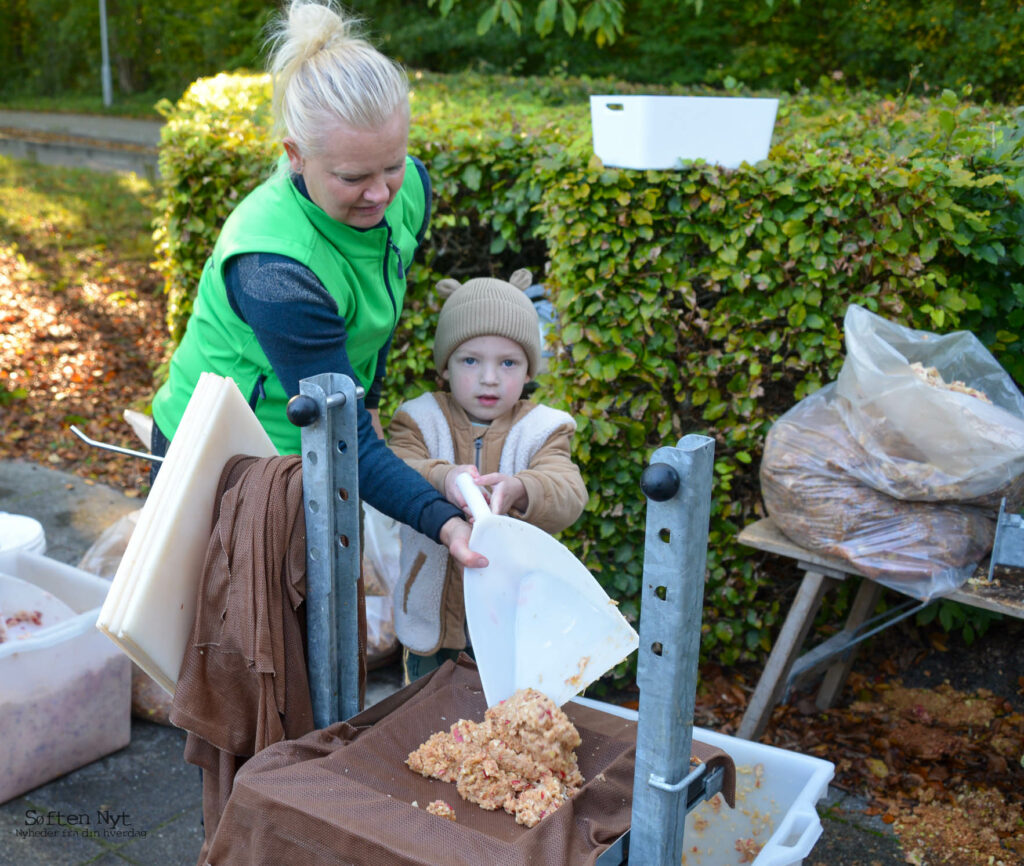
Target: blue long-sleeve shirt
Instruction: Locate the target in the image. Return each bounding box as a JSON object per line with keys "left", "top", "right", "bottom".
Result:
{"left": 154, "top": 166, "right": 460, "bottom": 543}
{"left": 222, "top": 250, "right": 460, "bottom": 542}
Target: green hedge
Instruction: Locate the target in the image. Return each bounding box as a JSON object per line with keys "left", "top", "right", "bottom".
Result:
{"left": 152, "top": 71, "right": 1024, "bottom": 672}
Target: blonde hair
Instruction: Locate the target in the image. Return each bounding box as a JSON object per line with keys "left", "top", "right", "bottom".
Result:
{"left": 265, "top": 0, "right": 409, "bottom": 155}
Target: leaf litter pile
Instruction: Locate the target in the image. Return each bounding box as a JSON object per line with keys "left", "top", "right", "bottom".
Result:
{"left": 689, "top": 619, "right": 1024, "bottom": 866}
{"left": 0, "top": 157, "right": 167, "bottom": 494}
{"left": 3, "top": 157, "right": 1023, "bottom": 865}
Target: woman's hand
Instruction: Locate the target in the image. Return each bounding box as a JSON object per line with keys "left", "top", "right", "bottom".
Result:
{"left": 439, "top": 516, "right": 488, "bottom": 569}
{"left": 475, "top": 472, "right": 527, "bottom": 516}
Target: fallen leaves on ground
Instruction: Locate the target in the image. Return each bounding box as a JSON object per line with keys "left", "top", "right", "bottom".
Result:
{"left": 687, "top": 647, "right": 1024, "bottom": 866}
{"left": 0, "top": 125, "right": 157, "bottom": 155}
{"left": 0, "top": 224, "right": 167, "bottom": 493}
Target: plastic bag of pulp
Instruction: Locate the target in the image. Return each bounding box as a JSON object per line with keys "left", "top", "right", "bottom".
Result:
{"left": 760, "top": 384, "right": 998, "bottom": 600}
{"left": 760, "top": 305, "right": 1024, "bottom": 599}
{"left": 78, "top": 510, "right": 174, "bottom": 724}
{"left": 834, "top": 304, "right": 1024, "bottom": 505}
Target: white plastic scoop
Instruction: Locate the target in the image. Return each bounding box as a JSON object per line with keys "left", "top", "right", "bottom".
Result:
{"left": 456, "top": 473, "right": 639, "bottom": 708}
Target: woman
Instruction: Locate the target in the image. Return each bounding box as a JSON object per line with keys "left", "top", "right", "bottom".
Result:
{"left": 151, "top": 0, "right": 483, "bottom": 568}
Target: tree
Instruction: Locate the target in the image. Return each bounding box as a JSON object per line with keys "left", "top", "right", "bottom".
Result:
{"left": 426, "top": 0, "right": 787, "bottom": 46}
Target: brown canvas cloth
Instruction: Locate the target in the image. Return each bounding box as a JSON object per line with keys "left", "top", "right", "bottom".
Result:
{"left": 204, "top": 656, "right": 736, "bottom": 866}
{"left": 169, "top": 455, "right": 368, "bottom": 863}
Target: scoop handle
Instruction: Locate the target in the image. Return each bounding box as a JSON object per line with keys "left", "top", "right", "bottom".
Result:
{"left": 455, "top": 472, "right": 491, "bottom": 523}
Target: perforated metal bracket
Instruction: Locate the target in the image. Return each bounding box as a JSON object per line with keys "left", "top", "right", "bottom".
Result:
{"left": 627, "top": 434, "right": 716, "bottom": 866}
{"left": 291, "top": 373, "right": 363, "bottom": 728}
{"left": 989, "top": 497, "right": 1024, "bottom": 581}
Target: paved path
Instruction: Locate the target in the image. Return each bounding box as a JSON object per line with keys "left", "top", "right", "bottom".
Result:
{"left": 0, "top": 111, "right": 162, "bottom": 147}
{"left": 0, "top": 110, "right": 162, "bottom": 177}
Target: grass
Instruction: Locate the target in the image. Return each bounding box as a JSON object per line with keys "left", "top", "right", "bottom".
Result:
{"left": 0, "top": 91, "right": 175, "bottom": 120}
{"left": 0, "top": 155, "right": 157, "bottom": 266}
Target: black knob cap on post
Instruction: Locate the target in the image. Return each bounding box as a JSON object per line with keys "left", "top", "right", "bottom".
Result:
{"left": 641, "top": 462, "right": 680, "bottom": 501}
{"left": 286, "top": 394, "right": 320, "bottom": 427}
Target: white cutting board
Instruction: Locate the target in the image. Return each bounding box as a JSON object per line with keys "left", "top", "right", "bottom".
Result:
{"left": 456, "top": 474, "right": 639, "bottom": 708}
{"left": 97, "top": 373, "right": 279, "bottom": 693}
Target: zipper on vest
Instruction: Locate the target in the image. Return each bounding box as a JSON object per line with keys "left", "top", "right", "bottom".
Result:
{"left": 383, "top": 223, "right": 401, "bottom": 332}
{"left": 474, "top": 436, "right": 482, "bottom": 470}
{"left": 388, "top": 238, "right": 405, "bottom": 280}
{"left": 248, "top": 374, "right": 267, "bottom": 411}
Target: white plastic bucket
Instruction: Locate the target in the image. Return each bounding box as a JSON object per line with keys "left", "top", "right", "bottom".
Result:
{"left": 0, "top": 512, "right": 47, "bottom": 556}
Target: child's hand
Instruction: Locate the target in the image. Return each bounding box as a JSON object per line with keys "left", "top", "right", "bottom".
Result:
{"left": 444, "top": 464, "right": 484, "bottom": 515}
{"left": 476, "top": 472, "right": 527, "bottom": 516}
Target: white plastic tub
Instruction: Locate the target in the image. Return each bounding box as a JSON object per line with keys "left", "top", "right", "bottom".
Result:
{"left": 590, "top": 95, "right": 779, "bottom": 170}
{"left": 0, "top": 550, "right": 131, "bottom": 804}
{"left": 680, "top": 726, "right": 833, "bottom": 866}
{"left": 572, "top": 697, "right": 834, "bottom": 866}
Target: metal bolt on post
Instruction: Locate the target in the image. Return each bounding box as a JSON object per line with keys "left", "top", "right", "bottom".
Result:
{"left": 289, "top": 373, "right": 363, "bottom": 728}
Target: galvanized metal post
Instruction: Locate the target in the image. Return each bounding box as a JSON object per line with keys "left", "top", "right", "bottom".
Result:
{"left": 98, "top": 0, "right": 112, "bottom": 106}
{"left": 291, "top": 373, "right": 362, "bottom": 728}
{"left": 629, "top": 434, "right": 715, "bottom": 865}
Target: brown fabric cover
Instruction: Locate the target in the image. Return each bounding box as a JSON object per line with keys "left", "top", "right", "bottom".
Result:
{"left": 171, "top": 454, "right": 367, "bottom": 862}
{"left": 203, "top": 656, "right": 736, "bottom": 866}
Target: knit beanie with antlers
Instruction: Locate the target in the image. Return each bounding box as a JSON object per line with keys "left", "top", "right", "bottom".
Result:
{"left": 433, "top": 268, "right": 541, "bottom": 377}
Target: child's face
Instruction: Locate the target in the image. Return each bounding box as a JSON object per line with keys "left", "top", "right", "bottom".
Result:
{"left": 443, "top": 335, "right": 530, "bottom": 424}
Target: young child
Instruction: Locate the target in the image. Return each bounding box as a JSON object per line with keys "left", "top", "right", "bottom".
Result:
{"left": 389, "top": 269, "right": 588, "bottom": 682}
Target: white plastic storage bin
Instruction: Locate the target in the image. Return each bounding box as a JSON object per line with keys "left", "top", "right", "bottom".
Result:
{"left": 680, "top": 726, "right": 833, "bottom": 866}
{"left": 572, "top": 697, "right": 834, "bottom": 866}
{"left": 0, "top": 550, "right": 131, "bottom": 804}
{"left": 590, "top": 95, "right": 779, "bottom": 170}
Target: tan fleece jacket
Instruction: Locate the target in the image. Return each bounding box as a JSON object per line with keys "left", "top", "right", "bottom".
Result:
{"left": 389, "top": 392, "right": 587, "bottom": 653}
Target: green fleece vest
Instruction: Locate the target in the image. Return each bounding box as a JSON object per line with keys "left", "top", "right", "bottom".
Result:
{"left": 152, "top": 156, "right": 427, "bottom": 454}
